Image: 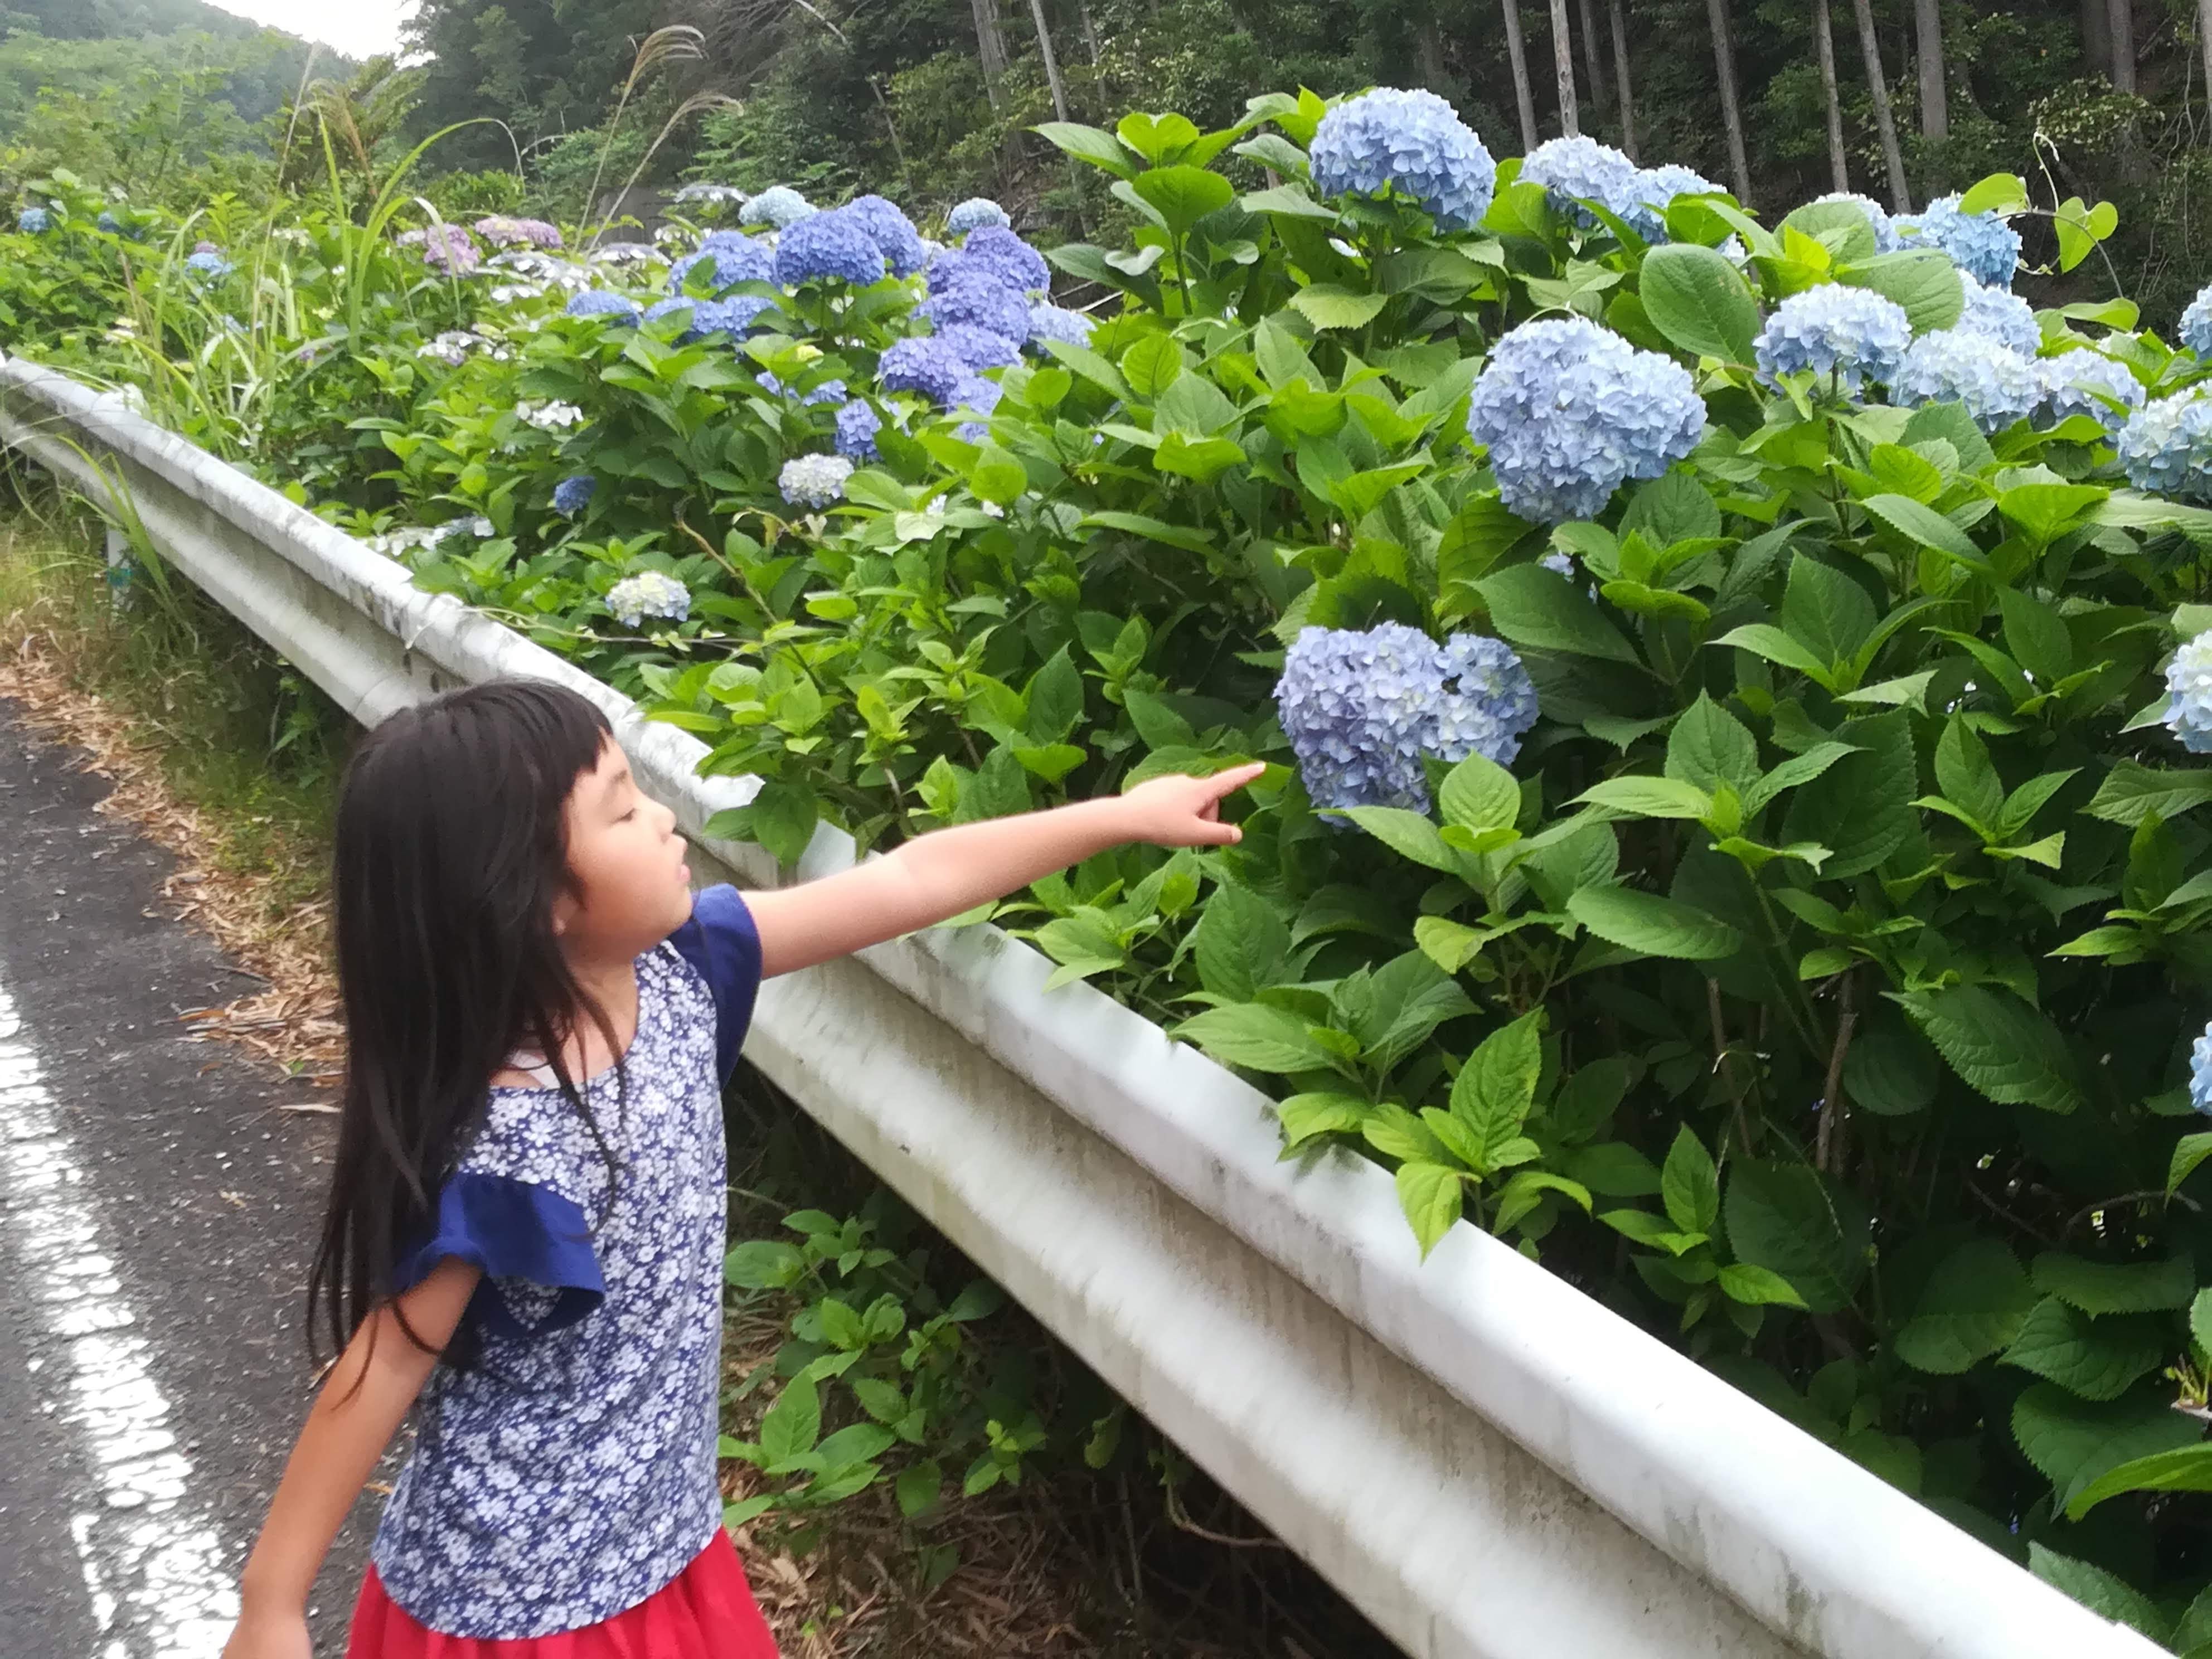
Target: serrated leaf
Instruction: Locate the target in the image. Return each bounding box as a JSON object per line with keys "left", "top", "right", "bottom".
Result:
{"left": 1660, "top": 1125, "right": 1719, "bottom": 1235}
{"left": 1172, "top": 1004, "right": 1331, "bottom": 1073}
{"left": 1396, "top": 1160, "right": 1464, "bottom": 1257}
{"left": 1892, "top": 1240, "right": 2034, "bottom": 1374}
{"left": 761, "top": 1374, "right": 822, "bottom": 1466}
{"left": 1638, "top": 242, "right": 1760, "bottom": 362}
{"left": 1338, "top": 805, "right": 1459, "bottom": 871}
{"left": 1718, "top": 1263, "right": 1809, "bottom": 1308}
{"left": 1567, "top": 886, "right": 1742, "bottom": 960}
{"left": 1665, "top": 693, "right": 1759, "bottom": 795}
{"left": 1289, "top": 284, "right": 1390, "bottom": 330}
{"left": 2027, "top": 1544, "right": 2172, "bottom": 1641}
{"left": 2012, "top": 1383, "right": 2199, "bottom": 1510}
{"left": 2065, "top": 1444, "right": 2212, "bottom": 1524}
{"left": 1438, "top": 752, "right": 1521, "bottom": 833}
{"left": 2173, "top": 1133, "right": 2212, "bottom": 1195}
{"left": 2032, "top": 1252, "right": 2194, "bottom": 1314}
{"left": 1724, "top": 1161, "right": 1869, "bottom": 1313}
{"left": 2002, "top": 1297, "right": 2165, "bottom": 1401}
{"left": 1475, "top": 563, "right": 1641, "bottom": 661}
{"left": 1894, "top": 986, "right": 2084, "bottom": 1114}
{"left": 1575, "top": 775, "right": 1716, "bottom": 820}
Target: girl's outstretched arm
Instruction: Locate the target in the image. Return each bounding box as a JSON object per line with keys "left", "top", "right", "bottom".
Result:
{"left": 745, "top": 763, "right": 1265, "bottom": 978}
{"left": 221, "top": 1259, "right": 482, "bottom": 1659}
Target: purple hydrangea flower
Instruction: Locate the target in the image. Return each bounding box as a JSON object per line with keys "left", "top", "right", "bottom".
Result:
{"left": 670, "top": 236, "right": 775, "bottom": 294}
{"left": 835, "top": 398, "right": 882, "bottom": 460}
{"left": 956, "top": 225, "right": 1051, "bottom": 296}
{"left": 774, "top": 205, "right": 889, "bottom": 287}
{"left": 474, "top": 216, "right": 564, "bottom": 249}
{"left": 1275, "top": 622, "right": 1538, "bottom": 814}
{"left": 1026, "top": 304, "right": 1094, "bottom": 350}
{"left": 923, "top": 270, "right": 1032, "bottom": 345}
{"left": 934, "top": 322, "right": 1023, "bottom": 371}
{"left": 565, "top": 289, "right": 643, "bottom": 324}
{"left": 554, "top": 474, "right": 597, "bottom": 515}
{"left": 844, "top": 195, "right": 927, "bottom": 278}
{"left": 880, "top": 336, "right": 973, "bottom": 404}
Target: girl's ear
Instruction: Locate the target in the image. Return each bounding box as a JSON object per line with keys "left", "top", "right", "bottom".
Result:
{"left": 549, "top": 884, "right": 580, "bottom": 939}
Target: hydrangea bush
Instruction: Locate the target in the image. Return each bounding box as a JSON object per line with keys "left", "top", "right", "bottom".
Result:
{"left": 23, "top": 94, "right": 2212, "bottom": 1645}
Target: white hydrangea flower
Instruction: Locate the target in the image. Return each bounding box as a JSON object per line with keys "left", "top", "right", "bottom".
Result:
{"left": 517, "top": 399, "right": 585, "bottom": 431}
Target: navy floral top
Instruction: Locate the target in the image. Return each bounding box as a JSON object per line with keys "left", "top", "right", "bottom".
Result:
{"left": 368, "top": 887, "right": 761, "bottom": 1639}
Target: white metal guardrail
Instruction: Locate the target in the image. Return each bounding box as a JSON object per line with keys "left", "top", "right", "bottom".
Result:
{"left": 0, "top": 354, "right": 2166, "bottom": 1659}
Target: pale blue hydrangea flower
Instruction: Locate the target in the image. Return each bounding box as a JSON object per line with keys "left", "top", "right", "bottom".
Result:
{"left": 950, "top": 372, "right": 1003, "bottom": 442}
{"left": 183, "top": 249, "right": 233, "bottom": 280}
{"left": 948, "top": 198, "right": 1011, "bottom": 236}
{"left": 675, "top": 182, "right": 747, "bottom": 207}
{"left": 2181, "top": 283, "right": 2212, "bottom": 357}
{"left": 1890, "top": 329, "right": 2040, "bottom": 433}
{"left": 2191, "top": 1021, "right": 2212, "bottom": 1114}
{"left": 565, "top": 289, "right": 642, "bottom": 324}
{"left": 553, "top": 475, "right": 596, "bottom": 516}
{"left": 844, "top": 195, "right": 926, "bottom": 278}
{"left": 1623, "top": 163, "right": 1722, "bottom": 240}
{"left": 1027, "top": 303, "right": 1094, "bottom": 349}
{"left": 1521, "top": 134, "right": 1641, "bottom": 230}
{"left": 774, "top": 205, "right": 887, "bottom": 286}
{"left": 2118, "top": 392, "right": 2212, "bottom": 501}
{"left": 16, "top": 207, "right": 51, "bottom": 234}
{"left": 934, "top": 322, "right": 1023, "bottom": 372}
{"left": 1540, "top": 551, "right": 1575, "bottom": 576}
{"left": 835, "top": 398, "right": 881, "bottom": 460}
{"left": 1753, "top": 284, "right": 1912, "bottom": 392}
{"left": 779, "top": 453, "right": 855, "bottom": 508}
{"left": 606, "top": 571, "right": 691, "bottom": 628}
{"left": 1895, "top": 193, "right": 2021, "bottom": 288}
{"left": 1809, "top": 191, "right": 1903, "bottom": 253}
{"left": 669, "top": 237, "right": 775, "bottom": 294}
{"left": 1955, "top": 276, "right": 2040, "bottom": 357}
{"left": 1467, "top": 316, "right": 1705, "bottom": 523}
{"left": 2163, "top": 630, "right": 2212, "bottom": 754}
{"left": 739, "top": 186, "right": 815, "bottom": 229}
{"left": 2032, "top": 352, "right": 2145, "bottom": 434}
{"left": 1275, "top": 622, "right": 1538, "bottom": 816}
{"left": 880, "top": 336, "right": 973, "bottom": 403}
{"left": 957, "top": 225, "right": 1051, "bottom": 296}
{"left": 1307, "top": 86, "right": 1497, "bottom": 232}
{"left": 922, "top": 270, "right": 1032, "bottom": 343}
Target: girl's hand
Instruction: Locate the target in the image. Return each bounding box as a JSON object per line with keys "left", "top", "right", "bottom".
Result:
{"left": 221, "top": 1605, "right": 313, "bottom": 1659}
{"left": 1120, "top": 763, "right": 1267, "bottom": 847}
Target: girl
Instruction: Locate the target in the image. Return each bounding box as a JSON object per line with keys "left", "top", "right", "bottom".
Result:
{"left": 219, "top": 678, "right": 1260, "bottom": 1659}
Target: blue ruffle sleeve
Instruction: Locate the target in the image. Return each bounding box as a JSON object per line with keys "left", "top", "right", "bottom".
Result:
{"left": 668, "top": 884, "right": 764, "bottom": 1083}
{"left": 392, "top": 1171, "right": 605, "bottom": 1341}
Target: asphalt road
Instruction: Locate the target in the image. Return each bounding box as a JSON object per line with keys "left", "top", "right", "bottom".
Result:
{"left": 0, "top": 702, "right": 391, "bottom": 1657}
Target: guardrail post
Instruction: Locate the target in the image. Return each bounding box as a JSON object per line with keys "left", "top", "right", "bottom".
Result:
{"left": 103, "top": 524, "right": 134, "bottom": 613}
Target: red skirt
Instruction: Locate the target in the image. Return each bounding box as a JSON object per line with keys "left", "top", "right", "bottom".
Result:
{"left": 346, "top": 1529, "right": 779, "bottom": 1658}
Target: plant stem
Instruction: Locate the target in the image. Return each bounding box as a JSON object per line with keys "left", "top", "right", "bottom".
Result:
{"left": 1815, "top": 968, "right": 1857, "bottom": 1173}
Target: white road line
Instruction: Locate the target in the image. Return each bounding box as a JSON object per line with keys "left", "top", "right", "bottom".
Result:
{"left": 0, "top": 980, "right": 238, "bottom": 1657}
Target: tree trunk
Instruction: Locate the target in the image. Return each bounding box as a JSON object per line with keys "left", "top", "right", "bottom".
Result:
{"left": 1578, "top": 0, "right": 1608, "bottom": 116}
{"left": 1609, "top": 0, "right": 1638, "bottom": 160}
{"left": 971, "top": 0, "right": 1010, "bottom": 110}
{"left": 2108, "top": 0, "right": 2135, "bottom": 93}
{"left": 1916, "top": 0, "right": 1947, "bottom": 142}
{"left": 1417, "top": 16, "right": 1449, "bottom": 93}
{"left": 1027, "top": 0, "right": 1072, "bottom": 123}
{"left": 1550, "top": 0, "right": 1580, "bottom": 135}
{"left": 1079, "top": 0, "right": 1102, "bottom": 66}
{"left": 1814, "top": 0, "right": 1849, "bottom": 191}
{"left": 2080, "top": 0, "right": 2110, "bottom": 79}
{"left": 2200, "top": 0, "right": 2212, "bottom": 130}
{"left": 1850, "top": 0, "right": 1913, "bottom": 212}
{"left": 1705, "top": 0, "right": 1752, "bottom": 201}
{"left": 1501, "top": 0, "right": 1540, "bottom": 153}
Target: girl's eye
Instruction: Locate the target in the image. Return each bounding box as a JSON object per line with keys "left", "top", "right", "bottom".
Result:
{"left": 618, "top": 807, "right": 637, "bottom": 822}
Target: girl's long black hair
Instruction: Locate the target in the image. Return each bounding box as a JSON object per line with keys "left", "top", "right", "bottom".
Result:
{"left": 308, "top": 680, "right": 625, "bottom": 1377}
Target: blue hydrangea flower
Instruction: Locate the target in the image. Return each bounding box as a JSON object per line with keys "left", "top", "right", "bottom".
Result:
{"left": 948, "top": 198, "right": 1010, "bottom": 235}
{"left": 1894, "top": 193, "right": 2022, "bottom": 288}
{"left": 554, "top": 474, "right": 596, "bottom": 516}
{"left": 774, "top": 205, "right": 888, "bottom": 287}
{"left": 880, "top": 336, "right": 974, "bottom": 404}
{"left": 1520, "top": 134, "right": 1641, "bottom": 230}
{"left": 647, "top": 294, "right": 773, "bottom": 341}
{"left": 565, "top": 289, "right": 642, "bottom": 324}
{"left": 16, "top": 207, "right": 51, "bottom": 234}
{"left": 1467, "top": 316, "right": 1705, "bottom": 523}
{"left": 922, "top": 271, "right": 1032, "bottom": 345}
{"left": 2118, "top": 392, "right": 2212, "bottom": 502}
{"left": 1026, "top": 303, "right": 1094, "bottom": 350}
{"left": 957, "top": 225, "right": 1051, "bottom": 297}
{"left": 96, "top": 210, "right": 133, "bottom": 237}
{"left": 1889, "top": 329, "right": 2040, "bottom": 433}
{"left": 835, "top": 398, "right": 882, "bottom": 460}
{"left": 1622, "top": 163, "right": 1722, "bottom": 240}
{"left": 183, "top": 249, "right": 234, "bottom": 280}
{"left": 606, "top": 571, "right": 691, "bottom": 628}
{"left": 1274, "top": 622, "right": 1538, "bottom": 816}
{"left": 779, "top": 453, "right": 855, "bottom": 508}
{"left": 1955, "top": 276, "right": 2040, "bottom": 357}
{"left": 669, "top": 237, "right": 775, "bottom": 294}
{"left": 2163, "top": 629, "right": 2212, "bottom": 754}
{"left": 2191, "top": 1019, "right": 2212, "bottom": 1114}
{"left": 934, "top": 322, "right": 1023, "bottom": 372}
{"left": 843, "top": 194, "right": 926, "bottom": 278}
{"left": 1753, "top": 284, "right": 1912, "bottom": 392}
{"left": 758, "top": 373, "right": 848, "bottom": 406}
{"left": 949, "top": 372, "right": 1004, "bottom": 441}
{"left": 2181, "top": 283, "right": 2212, "bottom": 357}
{"left": 2032, "top": 352, "right": 2144, "bottom": 434}
{"left": 1307, "top": 87, "right": 1497, "bottom": 232}
{"left": 1809, "top": 191, "right": 1903, "bottom": 253}
{"left": 739, "top": 186, "right": 815, "bottom": 229}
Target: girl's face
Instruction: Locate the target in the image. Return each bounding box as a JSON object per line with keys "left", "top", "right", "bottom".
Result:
{"left": 551, "top": 737, "right": 694, "bottom": 961}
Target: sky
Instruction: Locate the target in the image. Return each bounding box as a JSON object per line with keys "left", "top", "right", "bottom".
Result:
{"left": 200, "top": 0, "right": 416, "bottom": 61}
